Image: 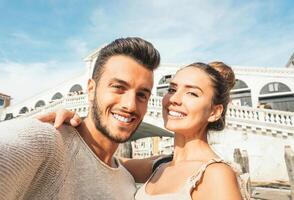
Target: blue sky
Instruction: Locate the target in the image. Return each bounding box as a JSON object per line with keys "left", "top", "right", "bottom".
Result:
{"left": 1, "top": 0, "right": 294, "bottom": 103}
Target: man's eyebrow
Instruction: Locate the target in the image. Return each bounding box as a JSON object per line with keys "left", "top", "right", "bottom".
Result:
{"left": 110, "top": 78, "right": 151, "bottom": 94}
{"left": 111, "top": 78, "right": 129, "bottom": 86}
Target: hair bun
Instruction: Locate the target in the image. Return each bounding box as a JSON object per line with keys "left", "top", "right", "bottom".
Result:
{"left": 209, "top": 61, "right": 236, "bottom": 90}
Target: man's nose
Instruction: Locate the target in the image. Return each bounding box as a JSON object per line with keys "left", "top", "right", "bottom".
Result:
{"left": 120, "top": 92, "right": 136, "bottom": 112}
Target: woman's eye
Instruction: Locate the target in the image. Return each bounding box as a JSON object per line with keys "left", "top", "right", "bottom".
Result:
{"left": 188, "top": 92, "right": 198, "bottom": 97}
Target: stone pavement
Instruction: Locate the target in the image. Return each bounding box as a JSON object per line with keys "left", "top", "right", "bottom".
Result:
{"left": 251, "top": 187, "right": 291, "bottom": 200}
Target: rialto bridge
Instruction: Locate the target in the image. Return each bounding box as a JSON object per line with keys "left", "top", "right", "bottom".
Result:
{"left": 1, "top": 48, "right": 294, "bottom": 185}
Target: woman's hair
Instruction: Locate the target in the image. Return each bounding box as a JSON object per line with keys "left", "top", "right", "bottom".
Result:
{"left": 209, "top": 61, "right": 236, "bottom": 90}
{"left": 181, "top": 62, "right": 231, "bottom": 131}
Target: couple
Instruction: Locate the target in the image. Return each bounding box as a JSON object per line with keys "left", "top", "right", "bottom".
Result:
{"left": 0, "top": 37, "right": 249, "bottom": 199}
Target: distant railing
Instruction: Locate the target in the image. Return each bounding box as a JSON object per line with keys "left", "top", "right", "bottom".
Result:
{"left": 23, "top": 94, "right": 88, "bottom": 118}
{"left": 227, "top": 105, "right": 294, "bottom": 127}
{"left": 4, "top": 94, "right": 294, "bottom": 136}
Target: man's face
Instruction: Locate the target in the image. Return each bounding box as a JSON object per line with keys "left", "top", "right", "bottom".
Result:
{"left": 90, "top": 55, "right": 154, "bottom": 143}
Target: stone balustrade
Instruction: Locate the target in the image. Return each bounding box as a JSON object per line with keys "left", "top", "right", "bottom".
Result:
{"left": 228, "top": 105, "right": 294, "bottom": 127}
{"left": 227, "top": 105, "right": 294, "bottom": 138}
{"left": 3, "top": 94, "right": 293, "bottom": 138}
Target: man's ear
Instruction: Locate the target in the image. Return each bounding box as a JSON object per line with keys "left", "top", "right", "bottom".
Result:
{"left": 87, "top": 79, "right": 96, "bottom": 102}
{"left": 208, "top": 104, "right": 223, "bottom": 123}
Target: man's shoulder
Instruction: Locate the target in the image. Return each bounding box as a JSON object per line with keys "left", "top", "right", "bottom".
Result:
{"left": 0, "top": 118, "right": 59, "bottom": 145}
{"left": 1, "top": 117, "right": 55, "bottom": 133}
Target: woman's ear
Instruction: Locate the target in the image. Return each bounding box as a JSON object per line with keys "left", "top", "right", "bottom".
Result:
{"left": 87, "top": 79, "right": 96, "bottom": 102}
{"left": 208, "top": 104, "right": 223, "bottom": 123}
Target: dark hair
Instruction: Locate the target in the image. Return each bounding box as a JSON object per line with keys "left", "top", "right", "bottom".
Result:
{"left": 92, "top": 37, "right": 160, "bottom": 82}
{"left": 209, "top": 61, "right": 236, "bottom": 90}
{"left": 182, "top": 62, "right": 230, "bottom": 131}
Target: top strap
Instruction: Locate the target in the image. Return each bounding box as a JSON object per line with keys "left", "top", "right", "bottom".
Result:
{"left": 185, "top": 158, "right": 251, "bottom": 200}
{"left": 188, "top": 158, "right": 225, "bottom": 189}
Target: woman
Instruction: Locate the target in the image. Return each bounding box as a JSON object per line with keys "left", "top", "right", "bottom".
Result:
{"left": 38, "top": 62, "right": 249, "bottom": 199}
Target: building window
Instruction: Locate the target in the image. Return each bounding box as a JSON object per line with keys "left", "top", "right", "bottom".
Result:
{"left": 268, "top": 83, "right": 279, "bottom": 92}
{"left": 158, "top": 75, "right": 173, "bottom": 85}
{"left": 260, "top": 82, "right": 291, "bottom": 95}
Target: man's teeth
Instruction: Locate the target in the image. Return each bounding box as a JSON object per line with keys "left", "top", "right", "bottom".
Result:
{"left": 168, "top": 110, "right": 184, "bottom": 117}
{"left": 113, "top": 114, "right": 132, "bottom": 123}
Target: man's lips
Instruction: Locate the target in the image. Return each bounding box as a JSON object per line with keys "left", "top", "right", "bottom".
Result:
{"left": 111, "top": 112, "right": 136, "bottom": 123}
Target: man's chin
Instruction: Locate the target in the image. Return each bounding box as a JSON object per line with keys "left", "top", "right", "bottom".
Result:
{"left": 108, "top": 136, "right": 131, "bottom": 143}
{"left": 109, "top": 131, "right": 133, "bottom": 143}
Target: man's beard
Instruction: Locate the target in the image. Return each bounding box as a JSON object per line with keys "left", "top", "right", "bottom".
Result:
{"left": 91, "top": 95, "right": 141, "bottom": 143}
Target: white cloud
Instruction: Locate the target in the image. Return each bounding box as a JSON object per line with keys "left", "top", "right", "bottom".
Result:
{"left": 66, "top": 38, "right": 90, "bottom": 58}
{"left": 0, "top": 60, "right": 83, "bottom": 103}
{"left": 11, "top": 32, "right": 47, "bottom": 47}
{"left": 87, "top": 0, "right": 294, "bottom": 67}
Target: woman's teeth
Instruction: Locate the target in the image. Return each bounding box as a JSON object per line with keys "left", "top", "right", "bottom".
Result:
{"left": 168, "top": 110, "right": 185, "bottom": 117}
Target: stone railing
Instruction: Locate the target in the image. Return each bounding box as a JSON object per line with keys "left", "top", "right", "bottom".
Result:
{"left": 22, "top": 94, "right": 89, "bottom": 118}
{"left": 233, "top": 66, "right": 294, "bottom": 77}
{"left": 227, "top": 105, "right": 294, "bottom": 126}
{"left": 227, "top": 105, "right": 294, "bottom": 138}
{"left": 23, "top": 94, "right": 162, "bottom": 118}
{"left": 4, "top": 94, "right": 294, "bottom": 137}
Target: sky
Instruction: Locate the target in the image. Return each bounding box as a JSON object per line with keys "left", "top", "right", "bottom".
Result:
{"left": 1, "top": 0, "right": 294, "bottom": 103}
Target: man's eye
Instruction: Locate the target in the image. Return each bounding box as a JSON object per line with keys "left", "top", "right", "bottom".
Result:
{"left": 112, "top": 85, "right": 124, "bottom": 90}
{"left": 137, "top": 92, "right": 148, "bottom": 101}
{"left": 167, "top": 88, "right": 176, "bottom": 93}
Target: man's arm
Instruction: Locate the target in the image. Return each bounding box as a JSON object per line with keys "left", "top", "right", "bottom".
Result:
{"left": 120, "top": 156, "right": 162, "bottom": 183}
{"left": 0, "top": 118, "right": 60, "bottom": 200}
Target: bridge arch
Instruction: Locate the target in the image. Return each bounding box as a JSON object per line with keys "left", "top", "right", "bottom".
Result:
{"left": 230, "top": 79, "right": 252, "bottom": 107}
{"left": 19, "top": 106, "right": 29, "bottom": 114}
{"left": 259, "top": 82, "right": 294, "bottom": 111}
{"left": 157, "top": 74, "right": 174, "bottom": 96}
{"left": 51, "top": 92, "right": 63, "bottom": 100}
{"left": 35, "top": 100, "right": 45, "bottom": 109}
{"left": 69, "top": 84, "right": 83, "bottom": 94}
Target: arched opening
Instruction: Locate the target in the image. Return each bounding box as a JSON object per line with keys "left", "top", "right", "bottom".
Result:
{"left": 157, "top": 74, "right": 174, "bottom": 97}
{"left": 51, "top": 92, "right": 63, "bottom": 100}
{"left": 0, "top": 98, "right": 4, "bottom": 107}
{"left": 230, "top": 79, "right": 252, "bottom": 107}
{"left": 19, "top": 107, "right": 29, "bottom": 114}
{"left": 69, "top": 84, "right": 83, "bottom": 96}
{"left": 259, "top": 82, "right": 294, "bottom": 111}
{"left": 4, "top": 113, "right": 13, "bottom": 120}
{"left": 35, "top": 100, "right": 45, "bottom": 109}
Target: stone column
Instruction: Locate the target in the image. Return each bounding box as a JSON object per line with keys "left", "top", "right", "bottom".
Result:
{"left": 234, "top": 148, "right": 249, "bottom": 174}
{"left": 118, "top": 141, "right": 133, "bottom": 158}
{"left": 234, "top": 148, "right": 251, "bottom": 195}
{"left": 284, "top": 145, "right": 294, "bottom": 199}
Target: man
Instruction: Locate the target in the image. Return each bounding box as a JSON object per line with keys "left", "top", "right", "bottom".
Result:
{"left": 0, "top": 37, "right": 160, "bottom": 200}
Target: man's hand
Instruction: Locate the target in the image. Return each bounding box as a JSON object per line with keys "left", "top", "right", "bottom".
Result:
{"left": 36, "top": 108, "right": 82, "bottom": 128}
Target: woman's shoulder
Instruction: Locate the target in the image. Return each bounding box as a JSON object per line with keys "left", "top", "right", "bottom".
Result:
{"left": 190, "top": 160, "right": 244, "bottom": 200}
{"left": 203, "top": 160, "right": 237, "bottom": 182}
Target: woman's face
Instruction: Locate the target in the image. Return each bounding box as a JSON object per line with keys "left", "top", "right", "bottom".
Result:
{"left": 162, "top": 67, "right": 219, "bottom": 134}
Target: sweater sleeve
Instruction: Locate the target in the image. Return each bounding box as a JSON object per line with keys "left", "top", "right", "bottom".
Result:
{"left": 0, "top": 118, "right": 62, "bottom": 200}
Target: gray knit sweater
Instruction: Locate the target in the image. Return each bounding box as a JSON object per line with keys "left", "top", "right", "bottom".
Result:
{"left": 0, "top": 118, "right": 136, "bottom": 200}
